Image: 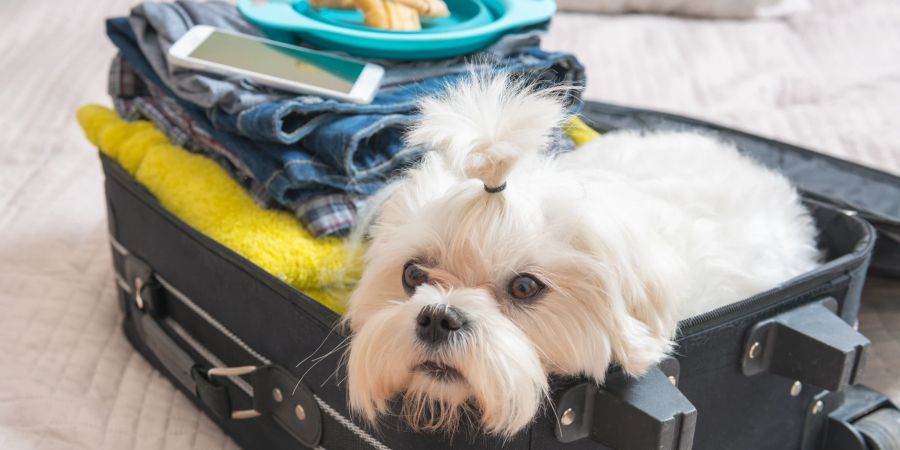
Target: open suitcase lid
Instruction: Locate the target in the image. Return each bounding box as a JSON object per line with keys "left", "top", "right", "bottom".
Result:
{"left": 579, "top": 101, "right": 900, "bottom": 278}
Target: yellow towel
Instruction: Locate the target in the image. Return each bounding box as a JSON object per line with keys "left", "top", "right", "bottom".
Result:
{"left": 77, "top": 106, "right": 601, "bottom": 314}
{"left": 565, "top": 116, "right": 602, "bottom": 146}
{"left": 77, "top": 105, "right": 358, "bottom": 313}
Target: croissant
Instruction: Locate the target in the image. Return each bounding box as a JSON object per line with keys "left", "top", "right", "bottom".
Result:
{"left": 391, "top": 0, "right": 450, "bottom": 18}
{"left": 356, "top": 0, "right": 423, "bottom": 31}
{"left": 310, "top": 0, "right": 450, "bottom": 31}
{"left": 308, "top": 0, "right": 358, "bottom": 10}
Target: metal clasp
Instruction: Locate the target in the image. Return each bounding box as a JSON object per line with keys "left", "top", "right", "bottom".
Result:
{"left": 207, "top": 366, "right": 262, "bottom": 419}
{"left": 134, "top": 277, "right": 145, "bottom": 310}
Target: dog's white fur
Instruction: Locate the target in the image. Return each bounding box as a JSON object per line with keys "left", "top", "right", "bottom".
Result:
{"left": 344, "top": 74, "right": 820, "bottom": 437}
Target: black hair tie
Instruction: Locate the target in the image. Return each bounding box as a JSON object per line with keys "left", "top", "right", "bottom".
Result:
{"left": 484, "top": 182, "right": 507, "bottom": 194}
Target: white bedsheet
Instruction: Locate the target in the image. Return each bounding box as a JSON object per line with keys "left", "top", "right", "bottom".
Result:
{"left": 0, "top": 0, "right": 897, "bottom": 447}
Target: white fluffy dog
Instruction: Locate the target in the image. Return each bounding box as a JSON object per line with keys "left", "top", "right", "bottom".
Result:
{"left": 343, "top": 75, "right": 820, "bottom": 437}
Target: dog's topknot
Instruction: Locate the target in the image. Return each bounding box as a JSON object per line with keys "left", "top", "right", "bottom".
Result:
{"left": 406, "top": 72, "right": 568, "bottom": 192}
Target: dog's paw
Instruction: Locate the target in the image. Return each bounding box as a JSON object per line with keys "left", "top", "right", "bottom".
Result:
{"left": 612, "top": 315, "right": 674, "bottom": 378}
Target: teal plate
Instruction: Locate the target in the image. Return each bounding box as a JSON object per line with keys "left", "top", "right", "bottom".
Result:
{"left": 237, "top": 0, "right": 556, "bottom": 60}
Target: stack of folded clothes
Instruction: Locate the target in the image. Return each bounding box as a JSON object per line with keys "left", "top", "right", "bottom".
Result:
{"left": 106, "top": 0, "right": 585, "bottom": 237}
{"left": 84, "top": 0, "right": 587, "bottom": 310}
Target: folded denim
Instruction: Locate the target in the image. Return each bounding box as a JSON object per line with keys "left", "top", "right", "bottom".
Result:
{"left": 107, "top": 15, "right": 584, "bottom": 236}
{"left": 111, "top": 54, "right": 365, "bottom": 238}
{"left": 130, "top": 1, "right": 274, "bottom": 114}
{"left": 128, "top": 2, "right": 584, "bottom": 147}
{"left": 110, "top": 17, "right": 582, "bottom": 185}
{"left": 112, "top": 18, "right": 381, "bottom": 195}
{"left": 209, "top": 45, "right": 585, "bottom": 148}
{"left": 130, "top": 0, "right": 550, "bottom": 114}
{"left": 110, "top": 52, "right": 574, "bottom": 237}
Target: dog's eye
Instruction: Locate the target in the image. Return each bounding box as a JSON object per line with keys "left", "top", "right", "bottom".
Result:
{"left": 508, "top": 274, "right": 545, "bottom": 300}
{"left": 402, "top": 261, "right": 430, "bottom": 294}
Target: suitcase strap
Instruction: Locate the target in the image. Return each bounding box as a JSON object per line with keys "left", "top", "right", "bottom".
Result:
{"left": 123, "top": 270, "right": 324, "bottom": 448}
{"left": 127, "top": 284, "right": 322, "bottom": 448}
{"left": 110, "top": 242, "right": 391, "bottom": 450}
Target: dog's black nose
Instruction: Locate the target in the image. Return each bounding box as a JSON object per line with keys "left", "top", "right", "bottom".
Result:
{"left": 416, "top": 304, "right": 465, "bottom": 344}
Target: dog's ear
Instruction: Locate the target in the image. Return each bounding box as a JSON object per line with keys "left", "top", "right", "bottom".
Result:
{"left": 406, "top": 72, "right": 567, "bottom": 190}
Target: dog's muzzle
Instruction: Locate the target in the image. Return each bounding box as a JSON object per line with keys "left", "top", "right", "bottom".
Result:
{"left": 415, "top": 304, "right": 466, "bottom": 344}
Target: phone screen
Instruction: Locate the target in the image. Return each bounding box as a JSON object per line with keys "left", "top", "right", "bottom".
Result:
{"left": 189, "top": 31, "right": 365, "bottom": 94}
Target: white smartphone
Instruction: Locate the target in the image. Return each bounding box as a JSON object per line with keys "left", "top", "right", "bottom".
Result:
{"left": 167, "top": 25, "right": 384, "bottom": 104}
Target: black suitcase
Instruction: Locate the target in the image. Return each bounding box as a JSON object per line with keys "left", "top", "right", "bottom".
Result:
{"left": 101, "top": 101, "right": 900, "bottom": 450}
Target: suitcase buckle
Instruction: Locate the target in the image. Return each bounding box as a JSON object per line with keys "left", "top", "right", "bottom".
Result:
{"left": 207, "top": 365, "right": 258, "bottom": 377}
{"left": 199, "top": 365, "right": 324, "bottom": 446}
{"left": 206, "top": 366, "right": 262, "bottom": 419}
{"left": 194, "top": 365, "right": 262, "bottom": 420}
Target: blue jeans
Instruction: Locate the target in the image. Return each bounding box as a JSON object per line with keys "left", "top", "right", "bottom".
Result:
{"left": 110, "top": 18, "right": 386, "bottom": 202}
{"left": 130, "top": 0, "right": 560, "bottom": 113}
{"left": 106, "top": 16, "right": 584, "bottom": 231}
{"left": 208, "top": 46, "right": 586, "bottom": 147}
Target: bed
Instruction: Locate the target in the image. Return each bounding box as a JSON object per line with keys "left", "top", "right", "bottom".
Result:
{"left": 0, "top": 0, "right": 897, "bottom": 447}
